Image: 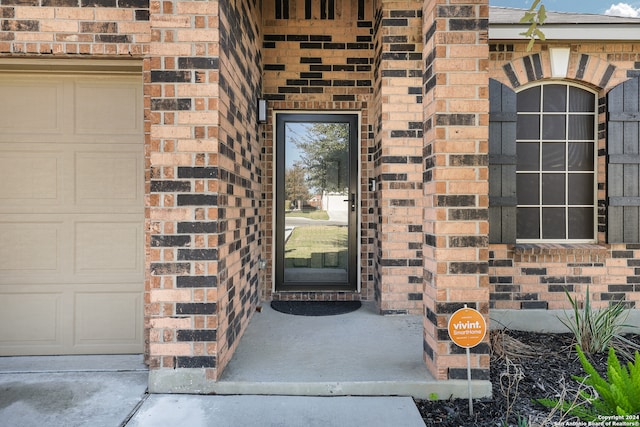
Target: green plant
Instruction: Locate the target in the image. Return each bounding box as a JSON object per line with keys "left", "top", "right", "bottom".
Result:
{"left": 519, "top": 0, "right": 547, "bottom": 51}
{"left": 559, "top": 286, "right": 630, "bottom": 354}
{"left": 537, "top": 346, "right": 640, "bottom": 421}
{"left": 502, "top": 414, "right": 529, "bottom": 427}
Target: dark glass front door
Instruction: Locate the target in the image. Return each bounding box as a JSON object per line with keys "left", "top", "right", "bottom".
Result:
{"left": 275, "top": 113, "right": 358, "bottom": 291}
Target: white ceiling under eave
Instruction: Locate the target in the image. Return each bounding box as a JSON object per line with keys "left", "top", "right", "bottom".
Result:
{"left": 489, "top": 24, "right": 640, "bottom": 42}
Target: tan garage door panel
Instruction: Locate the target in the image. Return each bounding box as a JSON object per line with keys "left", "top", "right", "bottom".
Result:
{"left": 0, "top": 72, "right": 143, "bottom": 355}
{"left": 0, "top": 293, "right": 63, "bottom": 345}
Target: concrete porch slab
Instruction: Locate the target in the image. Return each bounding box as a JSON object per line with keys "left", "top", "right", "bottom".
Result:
{"left": 0, "top": 355, "right": 148, "bottom": 427}
{"left": 127, "top": 395, "right": 427, "bottom": 427}
{"left": 149, "top": 302, "right": 492, "bottom": 399}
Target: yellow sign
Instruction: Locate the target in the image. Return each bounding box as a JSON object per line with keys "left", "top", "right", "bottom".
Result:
{"left": 448, "top": 307, "right": 487, "bottom": 348}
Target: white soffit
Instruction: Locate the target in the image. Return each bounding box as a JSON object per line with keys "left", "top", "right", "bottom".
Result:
{"left": 489, "top": 25, "right": 640, "bottom": 41}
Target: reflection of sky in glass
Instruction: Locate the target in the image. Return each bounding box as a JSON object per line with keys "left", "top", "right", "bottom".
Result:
{"left": 285, "top": 123, "right": 311, "bottom": 168}
{"left": 285, "top": 121, "right": 350, "bottom": 195}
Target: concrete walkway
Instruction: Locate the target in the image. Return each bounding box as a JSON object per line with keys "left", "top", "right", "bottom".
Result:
{"left": 0, "top": 302, "right": 494, "bottom": 426}
{"left": 0, "top": 355, "right": 148, "bottom": 427}
{"left": 128, "top": 395, "right": 426, "bottom": 427}
{"left": 0, "top": 355, "right": 426, "bottom": 427}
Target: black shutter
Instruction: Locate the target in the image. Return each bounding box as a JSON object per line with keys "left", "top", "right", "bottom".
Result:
{"left": 489, "top": 79, "right": 517, "bottom": 244}
{"left": 607, "top": 76, "right": 640, "bottom": 243}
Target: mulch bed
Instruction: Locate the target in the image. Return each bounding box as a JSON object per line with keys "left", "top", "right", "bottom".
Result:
{"left": 415, "top": 331, "right": 639, "bottom": 427}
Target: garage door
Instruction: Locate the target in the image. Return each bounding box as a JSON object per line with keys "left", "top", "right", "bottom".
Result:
{"left": 0, "top": 71, "right": 144, "bottom": 355}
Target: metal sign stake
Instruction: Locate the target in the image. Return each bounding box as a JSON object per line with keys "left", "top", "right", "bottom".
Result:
{"left": 447, "top": 303, "right": 486, "bottom": 418}
{"left": 466, "top": 346, "right": 473, "bottom": 415}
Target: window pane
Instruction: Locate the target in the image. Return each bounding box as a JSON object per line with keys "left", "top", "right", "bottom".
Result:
{"left": 542, "top": 174, "right": 565, "bottom": 205}
{"left": 543, "top": 84, "right": 567, "bottom": 112}
{"left": 517, "top": 142, "right": 539, "bottom": 171}
{"left": 542, "top": 143, "right": 565, "bottom": 171}
{"left": 517, "top": 174, "right": 539, "bottom": 205}
{"left": 542, "top": 208, "right": 566, "bottom": 239}
{"left": 568, "top": 143, "right": 593, "bottom": 171}
{"left": 517, "top": 86, "right": 541, "bottom": 112}
{"left": 517, "top": 207, "right": 540, "bottom": 239}
{"left": 568, "top": 208, "right": 594, "bottom": 239}
{"left": 542, "top": 115, "right": 565, "bottom": 139}
{"left": 568, "top": 174, "right": 594, "bottom": 205}
{"left": 517, "top": 115, "right": 540, "bottom": 139}
{"left": 568, "top": 115, "right": 594, "bottom": 140}
{"left": 569, "top": 86, "right": 595, "bottom": 112}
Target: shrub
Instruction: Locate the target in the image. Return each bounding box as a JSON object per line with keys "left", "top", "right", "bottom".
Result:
{"left": 537, "top": 345, "right": 640, "bottom": 421}
{"left": 559, "top": 286, "right": 631, "bottom": 354}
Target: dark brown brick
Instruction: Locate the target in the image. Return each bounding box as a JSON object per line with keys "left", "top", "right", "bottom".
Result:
{"left": 1, "top": 19, "right": 38, "bottom": 32}
{"left": 42, "top": 0, "right": 79, "bottom": 6}
{"left": 80, "top": 22, "right": 117, "bottom": 33}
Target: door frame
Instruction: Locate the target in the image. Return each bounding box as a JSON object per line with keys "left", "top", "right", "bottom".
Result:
{"left": 272, "top": 111, "right": 361, "bottom": 293}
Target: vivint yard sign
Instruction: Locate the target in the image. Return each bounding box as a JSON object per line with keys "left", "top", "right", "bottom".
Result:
{"left": 447, "top": 305, "right": 487, "bottom": 415}
{"left": 448, "top": 306, "right": 486, "bottom": 348}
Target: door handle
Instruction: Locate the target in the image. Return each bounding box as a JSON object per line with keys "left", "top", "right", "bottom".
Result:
{"left": 343, "top": 193, "right": 356, "bottom": 211}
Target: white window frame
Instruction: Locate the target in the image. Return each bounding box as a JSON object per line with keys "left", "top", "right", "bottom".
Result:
{"left": 515, "top": 81, "right": 598, "bottom": 243}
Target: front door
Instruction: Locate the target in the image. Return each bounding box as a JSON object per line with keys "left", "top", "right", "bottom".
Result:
{"left": 275, "top": 113, "right": 358, "bottom": 291}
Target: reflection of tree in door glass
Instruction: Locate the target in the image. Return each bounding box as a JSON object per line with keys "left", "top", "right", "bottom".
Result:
{"left": 282, "top": 121, "right": 350, "bottom": 284}
{"left": 288, "top": 122, "right": 349, "bottom": 195}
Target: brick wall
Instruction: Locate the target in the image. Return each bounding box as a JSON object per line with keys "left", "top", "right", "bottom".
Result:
{"left": 146, "top": 0, "right": 263, "bottom": 381}
{"left": 215, "top": 0, "right": 262, "bottom": 374}
{"left": 422, "top": 0, "right": 490, "bottom": 381}
{"left": 0, "top": 0, "right": 149, "bottom": 55}
{"left": 261, "top": 0, "right": 377, "bottom": 304}
{"left": 373, "top": 0, "right": 424, "bottom": 315}
{"left": 488, "top": 41, "right": 640, "bottom": 311}
{"left": 259, "top": 0, "right": 427, "bottom": 315}
{"left": 146, "top": 0, "right": 224, "bottom": 378}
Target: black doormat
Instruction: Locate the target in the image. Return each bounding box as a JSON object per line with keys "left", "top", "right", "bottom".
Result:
{"left": 270, "top": 300, "right": 362, "bottom": 316}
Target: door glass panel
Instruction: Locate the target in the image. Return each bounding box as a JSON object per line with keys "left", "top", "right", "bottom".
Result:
{"left": 275, "top": 114, "right": 358, "bottom": 290}
{"left": 284, "top": 122, "right": 349, "bottom": 283}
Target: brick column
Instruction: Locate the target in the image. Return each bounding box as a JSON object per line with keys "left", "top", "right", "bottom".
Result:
{"left": 375, "top": 0, "right": 425, "bottom": 315}
{"left": 146, "top": 0, "right": 262, "bottom": 392}
{"left": 146, "top": 0, "right": 222, "bottom": 385}
{"left": 421, "top": 1, "right": 490, "bottom": 381}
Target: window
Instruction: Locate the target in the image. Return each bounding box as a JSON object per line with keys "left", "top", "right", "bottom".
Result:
{"left": 305, "top": 0, "right": 335, "bottom": 19}
{"left": 515, "top": 83, "right": 597, "bottom": 241}
{"left": 275, "top": 0, "right": 289, "bottom": 19}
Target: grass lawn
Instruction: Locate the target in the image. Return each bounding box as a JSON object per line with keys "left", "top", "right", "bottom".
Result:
{"left": 285, "top": 209, "right": 330, "bottom": 220}
{"left": 285, "top": 225, "right": 347, "bottom": 267}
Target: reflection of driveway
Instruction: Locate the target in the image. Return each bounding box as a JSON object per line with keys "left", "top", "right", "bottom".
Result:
{"left": 284, "top": 215, "right": 347, "bottom": 244}
{"left": 285, "top": 217, "right": 347, "bottom": 227}
{"left": 328, "top": 209, "right": 348, "bottom": 224}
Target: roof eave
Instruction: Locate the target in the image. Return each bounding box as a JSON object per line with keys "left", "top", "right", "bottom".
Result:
{"left": 489, "top": 24, "right": 640, "bottom": 41}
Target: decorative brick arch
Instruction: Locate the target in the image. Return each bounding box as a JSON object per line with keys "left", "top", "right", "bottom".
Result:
{"left": 502, "top": 52, "right": 616, "bottom": 91}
